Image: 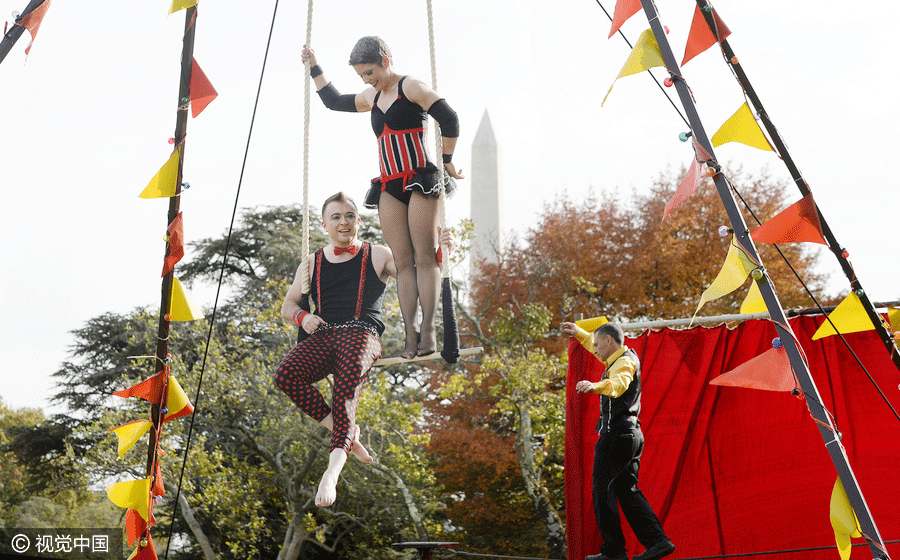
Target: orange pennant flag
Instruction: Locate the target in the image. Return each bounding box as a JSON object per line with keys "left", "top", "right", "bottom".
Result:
{"left": 812, "top": 292, "right": 875, "bottom": 340}
{"left": 107, "top": 478, "right": 152, "bottom": 522}
{"left": 170, "top": 278, "right": 205, "bottom": 321}
{"left": 162, "top": 212, "right": 184, "bottom": 277}
{"left": 711, "top": 102, "right": 774, "bottom": 152}
{"left": 663, "top": 158, "right": 702, "bottom": 220}
{"left": 751, "top": 194, "right": 826, "bottom": 245}
{"left": 682, "top": 3, "right": 731, "bottom": 66}
{"left": 109, "top": 420, "right": 153, "bottom": 458}
{"left": 602, "top": 29, "right": 666, "bottom": 106}
{"left": 190, "top": 58, "right": 218, "bottom": 118}
{"left": 125, "top": 509, "right": 146, "bottom": 546}
{"left": 152, "top": 461, "right": 166, "bottom": 496}
{"left": 693, "top": 236, "right": 759, "bottom": 320}
{"left": 710, "top": 345, "right": 796, "bottom": 392}
{"left": 139, "top": 150, "right": 180, "bottom": 199}
{"left": 692, "top": 136, "right": 715, "bottom": 164}
{"left": 114, "top": 371, "right": 167, "bottom": 404}
{"left": 163, "top": 375, "right": 194, "bottom": 421}
{"left": 18, "top": 0, "right": 51, "bottom": 56}
{"left": 608, "top": 0, "right": 642, "bottom": 38}
{"left": 830, "top": 477, "right": 862, "bottom": 560}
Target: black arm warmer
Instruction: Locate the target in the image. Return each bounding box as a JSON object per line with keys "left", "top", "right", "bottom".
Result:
{"left": 427, "top": 98, "right": 459, "bottom": 137}
{"left": 317, "top": 82, "right": 358, "bottom": 112}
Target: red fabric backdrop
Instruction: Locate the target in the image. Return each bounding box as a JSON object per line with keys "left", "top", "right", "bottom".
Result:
{"left": 565, "top": 316, "right": 900, "bottom": 560}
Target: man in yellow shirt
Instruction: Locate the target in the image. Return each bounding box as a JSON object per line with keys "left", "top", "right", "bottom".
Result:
{"left": 561, "top": 321, "right": 674, "bottom": 560}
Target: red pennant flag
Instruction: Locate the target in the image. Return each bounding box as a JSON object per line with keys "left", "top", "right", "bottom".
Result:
{"left": 608, "top": 0, "right": 642, "bottom": 38}
{"left": 692, "top": 136, "right": 715, "bottom": 164}
{"left": 682, "top": 4, "right": 731, "bottom": 66}
{"left": 18, "top": 0, "right": 51, "bottom": 55}
{"left": 113, "top": 371, "right": 167, "bottom": 404}
{"left": 751, "top": 193, "right": 827, "bottom": 245}
{"left": 663, "top": 158, "right": 702, "bottom": 220}
{"left": 162, "top": 212, "right": 184, "bottom": 277}
{"left": 134, "top": 533, "right": 158, "bottom": 560}
{"left": 710, "top": 346, "right": 797, "bottom": 392}
{"left": 190, "top": 58, "right": 218, "bottom": 118}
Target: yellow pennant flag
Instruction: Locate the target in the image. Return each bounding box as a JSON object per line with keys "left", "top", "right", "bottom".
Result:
{"left": 693, "top": 236, "right": 758, "bottom": 321}
{"left": 169, "top": 278, "right": 204, "bottom": 322}
{"left": 139, "top": 150, "right": 180, "bottom": 199}
{"left": 888, "top": 307, "right": 900, "bottom": 334}
{"left": 575, "top": 316, "right": 609, "bottom": 332}
{"left": 169, "top": 0, "right": 198, "bottom": 15}
{"left": 602, "top": 29, "right": 666, "bottom": 106}
{"left": 812, "top": 292, "right": 874, "bottom": 340}
{"left": 740, "top": 280, "right": 768, "bottom": 314}
{"left": 830, "top": 477, "right": 862, "bottom": 560}
{"left": 164, "top": 376, "right": 194, "bottom": 421}
{"left": 107, "top": 478, "right": 152, "bottom": 522}
{"left": 711, "top": 102, "right": 774, "bottom": 152}
{"left": 109, "top": 420, "right": 153, "bottom": 458}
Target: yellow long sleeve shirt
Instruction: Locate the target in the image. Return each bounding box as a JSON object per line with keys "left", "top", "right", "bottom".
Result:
{"left": 571, "top": 326, "right": 636, "bottom": 398}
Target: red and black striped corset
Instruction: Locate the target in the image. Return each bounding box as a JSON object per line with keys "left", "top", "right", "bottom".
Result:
{"left": 370, "top": 76, "right": 433, "bottom": 191}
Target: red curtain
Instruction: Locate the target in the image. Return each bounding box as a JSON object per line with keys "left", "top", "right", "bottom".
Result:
{"left": 565, "top": 315, "right": 900, "bottom": 560}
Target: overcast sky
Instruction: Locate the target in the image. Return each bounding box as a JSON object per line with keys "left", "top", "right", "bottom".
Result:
{"left": 2, "top": 0, "right": 897, "bottom": 412}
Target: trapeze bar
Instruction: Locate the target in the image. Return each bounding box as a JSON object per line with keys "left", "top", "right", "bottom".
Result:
{"left": 373, "top": 346, "right": 484, "bottom": 366}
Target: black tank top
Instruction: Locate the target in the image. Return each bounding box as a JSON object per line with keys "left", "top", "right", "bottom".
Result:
{"left": 310, "top": 242, "right": 387, "bottom": 335}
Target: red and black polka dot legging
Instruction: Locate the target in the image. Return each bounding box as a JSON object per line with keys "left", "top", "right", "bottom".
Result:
{"left": 274, "top": 324, "right": 382, "bottom": 454}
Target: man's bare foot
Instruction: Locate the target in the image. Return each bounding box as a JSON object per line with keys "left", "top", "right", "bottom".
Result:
{"left": 401, "top": 330, "right": 419, "bottom": 360}
{"left": 315, "top": 470, "right": 339, "bottom": 507}
{"left": 349, "top": 425, "right": 373, "bottom": 463}
{"left": 417, "top": 324, "right": 436, "bottom": 356}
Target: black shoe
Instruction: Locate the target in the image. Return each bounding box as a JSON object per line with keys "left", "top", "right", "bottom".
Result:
{"left": 633, "top": 540, "right": 675, "bottom": 560}
{"left": 586, "top": 553, "right": 628, "bottom": 560}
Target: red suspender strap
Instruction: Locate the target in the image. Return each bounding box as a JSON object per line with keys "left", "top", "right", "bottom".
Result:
{"left": 355, "top": 243, "right": 369, "bottom": 319}
{"left": 315, "top": 250, "right": 323, "bottom": 313}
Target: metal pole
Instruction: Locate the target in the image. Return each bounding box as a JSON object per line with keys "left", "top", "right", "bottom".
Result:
{"left": 0, "top": 0, "right": 46, "bottom": 65}
{"left": 146, "top": 5, "right": 197, "bottom": 477}
{"left": 636, "top": 1, "right": 890, "bottom": 557}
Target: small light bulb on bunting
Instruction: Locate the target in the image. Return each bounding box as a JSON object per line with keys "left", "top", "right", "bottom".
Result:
{"left": 664, "top": 77, "right": 674, "bottom": 87}
{"left": 772, "top": 337, "right": 783, "bottom": 349}
{"left": 679, "top": 131, "right": 692, "bottom": 142}
{"left": 718, "top": 225, "right": 732, "bottom": 237}
{"left": 841, "top": 249, "right": 849, "bottom": 259}
{"left": 161, "top": 407, "right": 169, "bottom": 416}
{"left": 792, "top": 387, "right": 801, "bottom": 396}
{"left": 702, "top": 4, "right": 713, "bottom": 12}
{"left": 751, "top": 267, "right": 764, "bottom": 281}
{"left": 163, "top": 234, "right": 170, "bottom": 242}
{"left": 705, "top": 166, "right": 717, "bottom": 177}
{"left": 854, "top": 289, "right": 864, "bottom": 297}
{"left": 182, "top": 182, "right": 190, "bottom": 190}
{"left": 168, "top": 137, "right": 175, "bottom": 145}
{"left": 731, "top": 56, "right": 739, "bottom": 65}
{"left": 664, "top": 25, "right": 670, "bottom": 34}
{"left": 140, "top": 539, "right": 148, "bottom": 548}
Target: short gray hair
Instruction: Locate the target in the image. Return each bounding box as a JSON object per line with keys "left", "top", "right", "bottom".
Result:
{"left": 348, "top": 36, "right": 392, "bottom": 66}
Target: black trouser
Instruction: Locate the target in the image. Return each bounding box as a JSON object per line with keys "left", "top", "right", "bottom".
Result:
{"left": 592, "top": 428, "right": 667, "bottom": 556}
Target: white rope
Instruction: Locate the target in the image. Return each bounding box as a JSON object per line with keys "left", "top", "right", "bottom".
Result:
{"left": 301, "top": 0, "right": 314, "bottom": 294}
{"left": 425, "top": 0, "right": 451, "bottom": 281}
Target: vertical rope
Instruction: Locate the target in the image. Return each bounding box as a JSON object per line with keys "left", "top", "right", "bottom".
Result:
{"left": 425, "top": 0, "right": 451, "bottom": 279}
{"left": 301, "top": 0, "right": 314, "bottom": 293}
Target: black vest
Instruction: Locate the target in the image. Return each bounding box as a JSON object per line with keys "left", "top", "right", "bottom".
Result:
{"left": 598, "top": 348, "right": 642, "bottom": 434}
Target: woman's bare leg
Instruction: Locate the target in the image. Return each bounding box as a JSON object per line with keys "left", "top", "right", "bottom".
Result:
{"left": 378, "top": 194, "right": 420, "bottom": 359}
{"left": 408, "top": 192, "right": 439, "bottom": 355}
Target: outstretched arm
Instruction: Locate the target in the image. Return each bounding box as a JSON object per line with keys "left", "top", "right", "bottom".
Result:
{"left": 301, "top": 45, "right": 373, "bottom": 112}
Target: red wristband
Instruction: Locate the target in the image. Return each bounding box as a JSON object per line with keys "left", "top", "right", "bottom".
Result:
{"left": 292, "top": 309, "right": 309, "bottom": 326}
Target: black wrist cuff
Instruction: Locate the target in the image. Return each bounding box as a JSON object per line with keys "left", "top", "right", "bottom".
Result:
{"left": 310, "top": 64, "right": 323, "bottom": 78}
{"left": 442, "top": 153, "right": 453, "bottom": 164}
